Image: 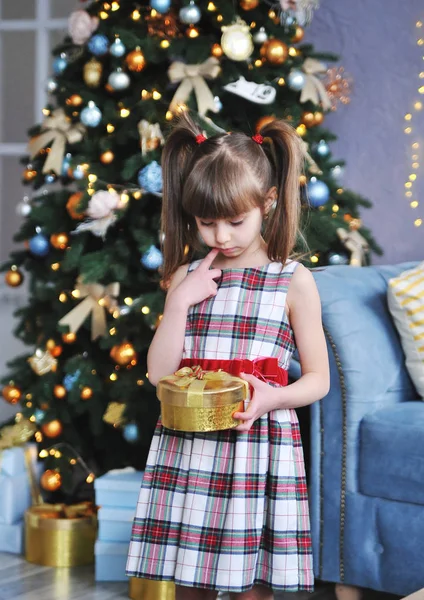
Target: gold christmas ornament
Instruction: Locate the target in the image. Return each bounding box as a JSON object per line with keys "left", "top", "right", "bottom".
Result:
{"left": 313, "top": 110, "right": 324, "bottom": 125}
{"left": 5, "top": 267, "right": 24, "bottom": 287}
{"left": 103, "top": 401, "right": 126, "bottom": 426}
{"left": 50, "top": 233, "right": 69, "bottom": 250}
{"left": 110, "top": 342, "right": 138, "bottom": 366}
{"left": 221, "top": 18, "right": 254, "bottom": 61}
{"left": 301, "top": 110, "right": 316, "bottom": 127}
{"left": 41, "top": 419, "right": 63, "bottom": 438}
{"left": 240, "top": 0, "right": 259, "bottom": 9}
{"left": 291, "top": 25, "right": 305, "bottom": 43}
{"left": 53, "top": 385, "right": 67, "bottom": 399}
{"left": 263, "top": 38, "right": 288, "bottom": 65}
{"left": 138, "top": 120, "right": 165, "bottom": 156}
{"left": 28, "top": 350, "right": 57, "bottom": 376}
{"left": 48, "top": 343, "right": 62, "bottom": 358}
{"left": 40, "top": 469, "right": 62, "bottom": 492}
{"left": 125, "top": 48, "right": 146, "bottom": 72}
{"left": 211, "top": 43, "right": 223, "bottom": 57}
{"left": 66, "top": 192, "right": 85, "bottom": 220}
{"left": 100, "top": 150, "right": 115, "bottom": 164}
{"left": 2, "top": 384, "right": 22, "bottom": 404}
{"left": 255, "top": 114, "right": 276, "bottom": 131}
{"left": 62, "top": 332, "right": 77, "bottom": 344}
{"left": 83, "top": 58, "right": 103, "bottom": 88}
{"left": 80, "top": 387, "right": 93, "bottom": 401}
{"left": 23, "top": 168, "right": 37, "bottom": 182}
{"left": 67, "top": 94, "right": 83, "bottom": 107}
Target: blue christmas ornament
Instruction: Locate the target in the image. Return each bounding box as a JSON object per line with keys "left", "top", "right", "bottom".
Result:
{"left": 138, "top": 161, "right": 162, "bottom": 194}
{"left": 110, "top": 37, "right": 126, "bottom": 57}
{"left": 316, "top": 140, "right": 330, "bottom": 157}
{"left": 123, "top": 423, "right": 139, "bottom": 443}
{"left": 29, "top": 234, "right": 50, "bottom": 257}
{"left": 63, "top": 370, "right": 81, "bottom": 392}
{"left": 307, "top": 178, "right": 330, "bottom": 207}
{"left": 80, "top": 101, "right": 102, "bottom": 127}
{"left": 88, "top": 34, "right": 110, "bottom": 56}
{"left": 287, "top": 69, "right": 306, "bottom": 92}
{"left": 150, "top": 0, "right": 171, "bottom": 13}
{"left": 44, "top": 173, "right": 56, "bottom": 184}
{"left": 53, "top": 55, "right": 67, "bottom": 75}
{"left": 73, "top": 165, "right": 86, "bottom": 180}
{"left": 62, "top": 153, "right": 72, "bottom": 177}
{"left": 328, "top": 252, "right": 349, "bottom": 266}
{"left": 141, "top": 245, "right": 163, "bottom": 270}
{"left": 34, "top": 409, "right": 46, "bottom": 423}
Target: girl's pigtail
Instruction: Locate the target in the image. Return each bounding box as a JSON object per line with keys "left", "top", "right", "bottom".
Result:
{"left": 259, "top": 120, "right": 303, "bottom": 266}
{"left": 160, "top": 113, "right": 205, "bottom": 284}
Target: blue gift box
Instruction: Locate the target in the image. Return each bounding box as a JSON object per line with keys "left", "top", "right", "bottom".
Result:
{"left": 0, "top": 472, "right": 31, "bottom": 524}
{"left": 94, "top": 468, "right": 143, "bottom": 509}
{"left": 95, "top": 540, "right": 130, "bottom": 581}
{"left": 98, "top": 507, "right": 136, "bottom": 543}
{"left": 0, "top": 521, "right": 23, "bottom": 554}
{"left": 0, "top": 447, "right": 27, "bottom": 476}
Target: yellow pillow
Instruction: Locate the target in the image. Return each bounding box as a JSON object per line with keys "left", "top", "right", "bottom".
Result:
{"left": 387, "top": 262, "right": 424, "bottom": 398}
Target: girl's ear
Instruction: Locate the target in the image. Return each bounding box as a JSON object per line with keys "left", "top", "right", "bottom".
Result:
{"left": 264, "top": 186, "right": 277, "bottom": 215}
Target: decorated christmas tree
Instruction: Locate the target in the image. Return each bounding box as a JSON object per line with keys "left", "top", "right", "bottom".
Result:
{"left": 1, "top": 0, "right": 380, "bottom": 502}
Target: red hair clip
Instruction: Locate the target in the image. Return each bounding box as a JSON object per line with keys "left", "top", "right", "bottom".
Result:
{"left": 196, "top": 134, "right": 207, "bottom": 144}
{"left": 252, "top": 133, "right": 264, "bottom": 145}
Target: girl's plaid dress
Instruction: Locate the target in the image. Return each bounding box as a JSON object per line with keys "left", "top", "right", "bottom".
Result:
{"left": 126, "top": 260, "right": 313, "bottom": 593}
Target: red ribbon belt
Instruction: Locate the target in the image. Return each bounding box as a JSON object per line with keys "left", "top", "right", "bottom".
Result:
{"left": 179, "top": 357, "right": 288, "bottom": 387}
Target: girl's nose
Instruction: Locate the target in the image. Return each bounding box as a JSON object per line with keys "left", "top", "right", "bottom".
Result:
{"left": 215, "top": 224, "right": 231, "bottom": 245}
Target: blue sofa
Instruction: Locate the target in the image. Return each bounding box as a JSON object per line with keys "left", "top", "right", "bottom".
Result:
{"left": 290, "top": 262, "right": 423, "bottom": 597}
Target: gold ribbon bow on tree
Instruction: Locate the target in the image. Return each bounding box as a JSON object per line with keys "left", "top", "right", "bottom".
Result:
{"left": 58, "top": 278, "right": 120, "bottom": 341}
{"left": 336, "top": 227, "right": 369, "bottom": 267}
{"left": 168, "top": 57, "right": 221, "bottom": 116}
{"left": 300, "top": 58, "right": 332, "bottom": 111}
{"left": 27, "top": 108, "right": 85, "bottom": 174}
{"left": 137, "top": 120, "right": 165, "bottom": 156}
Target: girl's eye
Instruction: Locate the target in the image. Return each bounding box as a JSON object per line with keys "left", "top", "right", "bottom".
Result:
{"left": 200, "top": 221, "right": 214, "bottom": 227}
{"left": 230, "top": 220, "right": 244, "bottom": 226}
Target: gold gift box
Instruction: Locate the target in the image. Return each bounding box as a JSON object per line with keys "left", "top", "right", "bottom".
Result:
{"left": 25, "top": 503, "right": 97, "bottom": 567}
{"left": 129, "top": 577, "right": 175, "bottom": 600}
{"left": 157, "top": 366, "right": 248, "bottom": 432}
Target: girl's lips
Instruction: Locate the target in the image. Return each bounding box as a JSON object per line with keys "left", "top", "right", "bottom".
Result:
{"left": 218, "top": 247, "right": 237, "bottom": 254}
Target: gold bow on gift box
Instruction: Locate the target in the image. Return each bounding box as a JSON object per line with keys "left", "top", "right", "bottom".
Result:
{"left": 300, "top": 58, "right": 332, "bottom": 111}
{"left": 157, "top": 366, "right": 248, "bottom": 432}
{"left": 27, "top": 108, "right": 85, "bottom": 174}
{"left": 168, "top": 57, "right": 221, "bottom": 116}
{"left": 59, "top": 278, "right": 119, "bottom": 341}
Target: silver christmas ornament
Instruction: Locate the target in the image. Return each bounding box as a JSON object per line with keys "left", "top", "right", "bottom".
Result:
{"left": 108, "top": 69, "right": 131, "bottom": 90}
{"left": 253, "top": 27, "right": 268, "bottom": 45}
{"left": 287, "top": 69, "right": 306, "bottom": 91}
{"left": 16, "top": 197, "right": 32, "bottom": 217}
{"left": 110, "top": 37, "right": 126, "bottom": 57}
{"left": 179, "top": 1, "right": 201, "bottom": 24}
{"left": 46, "top": 77, "right": 58, "bottom": 93}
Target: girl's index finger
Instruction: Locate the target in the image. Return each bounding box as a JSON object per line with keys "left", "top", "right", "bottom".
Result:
{"left": 199, "top": 248, "right": 219, "bottom": 270}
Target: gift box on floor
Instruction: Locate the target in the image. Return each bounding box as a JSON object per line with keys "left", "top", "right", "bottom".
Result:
{"left": 0, "top": 444, "right": 39, "bottom": 525}
{"left": 97, "top": 507, "right": 135, "bottom": 543}
{"left": 94, "top": 467, "right": 143, "bottom": 509}
{"left": 0, "top": 521, "right": 23, "bottom": 554}
{"left": 95, "top": 540, "right": 129, "bottom": 581}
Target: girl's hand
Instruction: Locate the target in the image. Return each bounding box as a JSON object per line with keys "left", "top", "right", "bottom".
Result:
{"left": 169, "top": 248, "right": 222, "bottom": 310}
{"left": 233, "top": 373, "right": 282, "bottom": 433}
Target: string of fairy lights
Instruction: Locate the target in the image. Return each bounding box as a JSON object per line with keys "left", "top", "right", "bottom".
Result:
{"left": 403, "top": 18, "right": 423, "bottom": 229}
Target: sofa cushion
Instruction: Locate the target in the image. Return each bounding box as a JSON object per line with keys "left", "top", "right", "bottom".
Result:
{"left": 387, "top": 261, "right": 424, "bottom": 398}
{"left": 360, "top": 402, "right": 424, "bottom": 505}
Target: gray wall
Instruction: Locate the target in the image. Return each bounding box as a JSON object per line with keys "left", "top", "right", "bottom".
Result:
{"left": 306, "top": 0, "right": 424, "bottom": 263}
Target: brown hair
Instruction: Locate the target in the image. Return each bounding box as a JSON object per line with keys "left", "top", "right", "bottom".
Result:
{"left": 161, "top": 112, "right": 303, "bottom": 282}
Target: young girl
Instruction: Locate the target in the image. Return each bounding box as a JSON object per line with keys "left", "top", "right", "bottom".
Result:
{"left": 126, "top": 113, "right": 329, "bottom": 600}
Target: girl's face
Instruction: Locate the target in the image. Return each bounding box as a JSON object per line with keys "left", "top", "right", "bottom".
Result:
{"left": 194, "top": 206, "right": 265, "bottom": 260}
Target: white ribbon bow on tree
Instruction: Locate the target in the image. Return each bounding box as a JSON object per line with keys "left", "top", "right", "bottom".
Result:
{"left": 27, "top": 108, "right": 85, "bottom": 174}
{"left": 300, "top": 58, "right": 332, "bottom": 111}
{"left": 168, "top": 57, "right": 221, "bottom": 116}
{"left": 337, "top": 228, "right": 369, "bottom": 267}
